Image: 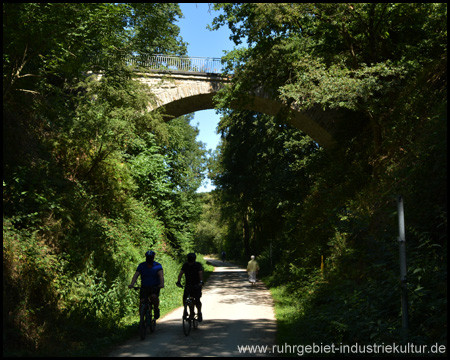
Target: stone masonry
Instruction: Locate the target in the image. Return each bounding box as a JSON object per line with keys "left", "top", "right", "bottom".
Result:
{"left": 135, "top": 70, "right": 341, "bottom": 147}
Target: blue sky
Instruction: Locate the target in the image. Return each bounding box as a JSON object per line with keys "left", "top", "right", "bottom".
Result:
{"left": 177, "top": 3, "right": 236, "bottom": 192}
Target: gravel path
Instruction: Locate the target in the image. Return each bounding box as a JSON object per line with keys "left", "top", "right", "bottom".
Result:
{"left": 108, "top": 258, "right": 277, "bottom": 357}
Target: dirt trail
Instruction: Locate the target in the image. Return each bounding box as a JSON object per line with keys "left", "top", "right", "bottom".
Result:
{"left": 108, "top": 258, "right": 277, "bottom": 357}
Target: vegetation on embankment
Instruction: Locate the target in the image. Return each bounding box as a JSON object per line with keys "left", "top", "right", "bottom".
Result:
{"left": 200, "top": 3, "right": 447, "bottom": 351}
{"left": 3, "top": 3, "right": 447, "bottom": 356}
{"left": 3, "top": 3, "right": 212, "bottom": 356}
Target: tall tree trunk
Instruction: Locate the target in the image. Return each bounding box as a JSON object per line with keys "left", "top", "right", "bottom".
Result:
{"left": 243, "top": 210, "right": 250, "bottom": 259}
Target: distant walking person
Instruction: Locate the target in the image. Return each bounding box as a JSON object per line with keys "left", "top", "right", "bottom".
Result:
{"left": 247, "top": 255, "right": 260, "bottom": 286}
{"left": 221, "top": 251, "right": 226, "bottom": 262}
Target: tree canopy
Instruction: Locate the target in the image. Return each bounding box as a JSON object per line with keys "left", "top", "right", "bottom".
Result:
{"left": 3, "top": 2, "right": 446, "bottom": 354}
{"left": 208, "top": 2, "right": 446, "bottom": 346}
{"left": 3, "top": 3, "right": 207, "bottom": 355}
{"left": 212, "top": 3, "right": 446, "bottom": 150}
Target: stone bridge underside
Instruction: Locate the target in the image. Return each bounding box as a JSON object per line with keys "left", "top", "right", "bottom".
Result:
{"left": 138, "top": 71, "right": 345, "bottom": 148}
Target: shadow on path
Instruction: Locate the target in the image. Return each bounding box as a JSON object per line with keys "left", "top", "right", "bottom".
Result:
{"left": 110, "top": 318, "right": 276, "bottom": 357}
{"left": 109, "top": 257, "right": 277, "bottom": 357}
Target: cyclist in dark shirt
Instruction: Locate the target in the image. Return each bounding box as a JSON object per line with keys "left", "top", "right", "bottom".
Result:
{"left": 176, "top": 253, "right": 204, "bottom": 322}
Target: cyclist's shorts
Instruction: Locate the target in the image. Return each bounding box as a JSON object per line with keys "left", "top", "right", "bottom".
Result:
{"left": 140, "top": 286, "right": 160, "bottom": 300}
{"left": 183, "top": 285, "right": 202, "bottom": 301}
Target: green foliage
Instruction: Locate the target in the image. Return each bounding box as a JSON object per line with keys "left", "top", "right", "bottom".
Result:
{"left": 213, "top": 3, "right": 447, "bottom": 151}
{"left": 125, "top": 3, "right": 187, "bottom": 56}
{"left": 210, "top": 2, "right": 447, "bottom": 349}
{"left": 3, "top": 2, "right": 447, "bottom": 355}
{"left": 3, "top": 3, "right": 205, "bottom": 356}
{"left": 194, "top": 192, "right": 228, "bottom": 254}
{"left": 127, "top": 115, "right": 208, "bottom": 253}
{"left": 212, "top": 110, "right": 318, "bottom": 260}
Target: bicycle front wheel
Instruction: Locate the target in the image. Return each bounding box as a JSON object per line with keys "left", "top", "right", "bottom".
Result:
{"left": 150, "top": 318, "right": 156, "bottom": 333}
{"left": 193, "top": 316, "right": 198, "bottom": 329}
{"left": 182, "top": 304, "right": 191, "bottom": 336}
{"left": 139, "top": 305, "right": 147, "bottom": 340}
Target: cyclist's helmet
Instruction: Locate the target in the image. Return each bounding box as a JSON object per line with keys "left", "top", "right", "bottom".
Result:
{"left": 145, "top": 250, "right": 156, "bottom": 263}
{"left": 187, "top": 253, "right": 196, "bottom": 263}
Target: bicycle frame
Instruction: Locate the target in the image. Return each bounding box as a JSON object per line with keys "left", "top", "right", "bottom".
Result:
{"left": 182, "top": 285, "right": 198, "bottom": 336}
{"left": 133, "top": 287, "right": 156, "bottom": 340}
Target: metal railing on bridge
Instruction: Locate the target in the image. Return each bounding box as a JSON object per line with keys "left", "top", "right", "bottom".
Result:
{"left": 126, "top": 54, "right": 224, "bottom": 74}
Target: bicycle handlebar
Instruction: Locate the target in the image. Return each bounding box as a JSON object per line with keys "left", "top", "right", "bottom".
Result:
{"left": 176, "top": 282, "right": 202, "bottom": 290}
{"left": 130, "top": 285, "right": 161, "bottom": 290}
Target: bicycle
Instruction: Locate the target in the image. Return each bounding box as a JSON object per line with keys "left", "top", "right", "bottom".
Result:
{"left": 132, "top": 287, "right": 157, "bottom": 340}
{"left": 180, "top": 284, "right": 200, "bottom": 336}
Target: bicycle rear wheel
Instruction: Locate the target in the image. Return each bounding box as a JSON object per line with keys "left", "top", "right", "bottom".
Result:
{"left": 182, "top": 304, "right": 191, "bottom": 336}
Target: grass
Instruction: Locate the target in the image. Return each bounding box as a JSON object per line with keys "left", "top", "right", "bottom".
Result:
{"left": 94, "top": 254, "right": 215, "bottom": 356}
{"left": 262, "top": 272, "right": 340, "bottom": 355}
{"left": 2, "top": 254, "right": 217, "bottom": 357}
{"left": 266, "top": 284, "right": 305, "bottom": 349}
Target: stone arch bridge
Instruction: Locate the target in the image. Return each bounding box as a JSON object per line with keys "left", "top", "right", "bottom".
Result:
{"left": 127, "top": 55, "right": 348, "bottom": 148}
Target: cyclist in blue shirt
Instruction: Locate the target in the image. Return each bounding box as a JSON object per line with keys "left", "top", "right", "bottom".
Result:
{"left": 129, "top": 250, "right": 164, "bottom": 319}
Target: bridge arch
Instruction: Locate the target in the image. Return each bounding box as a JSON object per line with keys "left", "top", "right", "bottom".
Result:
{"left": 130, "top": 55, "right": 343, "bottom": 148}
{"left": 139, "top": 71, "right": 340, "bottom": 148}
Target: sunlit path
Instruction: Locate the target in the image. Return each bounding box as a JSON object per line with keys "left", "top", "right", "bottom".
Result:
{"left": 109, "top": 258, "right": 276, "bottom": 357}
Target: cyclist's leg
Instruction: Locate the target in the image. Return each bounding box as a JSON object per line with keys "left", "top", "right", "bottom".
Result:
{"left": 182, "top": 290, "right": 189, "bottom": 318}
{"left": 195, "top": 298, "right": 202, "bottom": 321}
{"left": 185, "top": 287, "right": 196, "bottom": 319}
{"left": 195, "top": 287, "right": 203, "bottom": 321}
{"left": 149, "top": 287, "right": 161, "bottom": 319}
{"left": 148, "top": 294, "right": 160, "bottom": 332}
{"left": 194, "top": 291, "right": 202, "bottom": 312}
{"left": 149, "top": 295, "right": 159, "bottom": 319}
{"left": 149, "top": 294, "right": 159, "bottom": 308}
{"left": 139, "top": 287, "right": 150, "bottom": 313}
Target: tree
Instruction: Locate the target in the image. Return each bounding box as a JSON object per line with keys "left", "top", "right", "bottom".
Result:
{"left": 128, "top": 115, "right": 208, "bottom": 251}
{"left": 209, "top": 2, "right": 447, "bottom": 345}
{"left": 211, "top": 3, "right": 447, "bottom": 155}
{"left": 125, "top": 3, "right": 187, "bottom": 56}
{"left": 3, "top": 4, "right": 197, "bottom": 355}
{"left": 211, "top": 110, "right": 317, "bottom": 260}
{"left": 194, "top": 192, "right": 227, "bottom": 254}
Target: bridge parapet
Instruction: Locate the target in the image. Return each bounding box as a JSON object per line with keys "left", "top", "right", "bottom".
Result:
{"left": 125, "top": 54, "right": 224, "bottom": 75}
